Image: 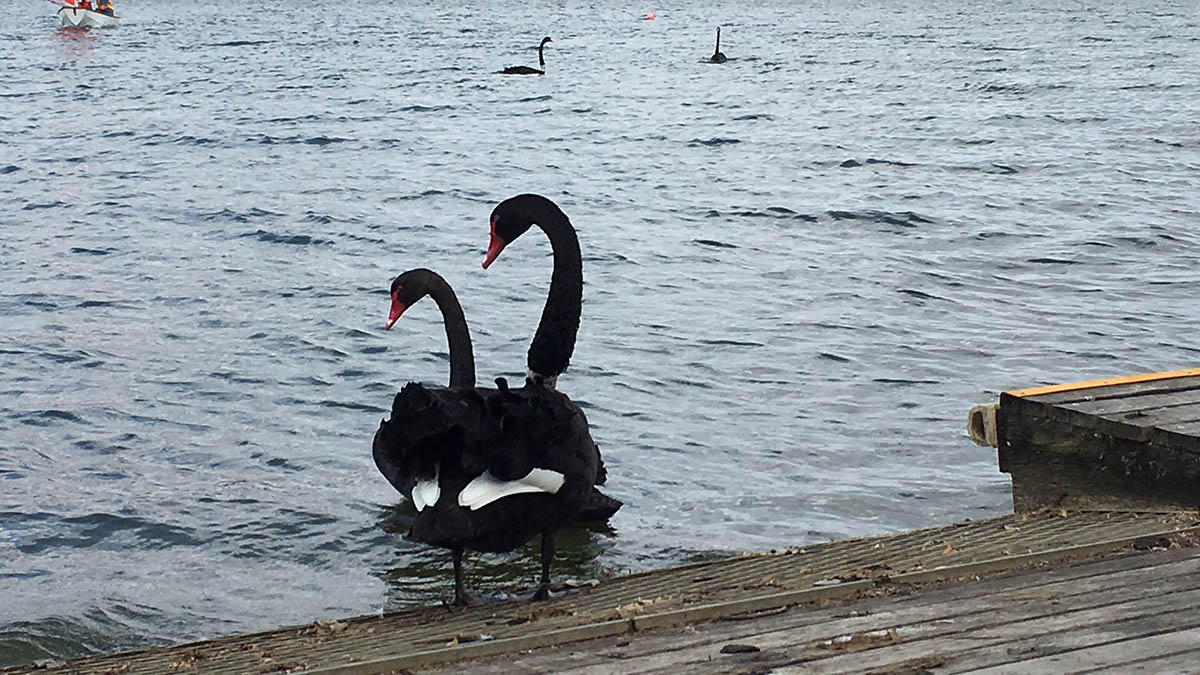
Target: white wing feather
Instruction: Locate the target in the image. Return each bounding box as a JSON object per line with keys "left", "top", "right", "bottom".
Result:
{"left": 457, "top": 468, "right": 565, "bottom": 511}
{"left": 411, "top": 468, "right": 440, "bottom": 512}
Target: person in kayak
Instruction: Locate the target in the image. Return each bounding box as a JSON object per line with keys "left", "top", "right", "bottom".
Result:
{"left": 96, "top": 0, "right": 115, "bottom": 15}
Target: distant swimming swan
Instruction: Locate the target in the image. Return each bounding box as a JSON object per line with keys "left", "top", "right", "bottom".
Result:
{"left": 503, "top": 37, "right": 553, "bottom": 75}
{"left": 710, "top": 27, "right": 727, "bottom": 63}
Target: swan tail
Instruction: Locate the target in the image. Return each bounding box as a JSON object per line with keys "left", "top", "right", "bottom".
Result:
{"left": 457, "top": 468, "right": 565, "bottom": 510}
{"left": 412, "top": 468, "right": 441, "bottom": 512}
{"left": 578, "top": 487, "right": 623, "bottom": 521}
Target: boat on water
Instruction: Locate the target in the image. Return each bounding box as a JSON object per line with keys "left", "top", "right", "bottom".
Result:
{"left": 58, "top": 6, "right": 119, "bottom": 28}
{"left": 56, "top": 2, "right": 118, "bottom": 28}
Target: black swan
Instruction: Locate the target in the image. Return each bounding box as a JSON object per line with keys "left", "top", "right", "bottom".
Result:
{"left": 502, "top": 36, "right": 552, "bottom": 75}
{"left": 482, "top": 194, "right": 623, "bottom": 519}
{"left": 710, "top": 27, "right": 727, "bottom": 63}
{"left": 373, "top": 269, "right": 607, "bottom": 605}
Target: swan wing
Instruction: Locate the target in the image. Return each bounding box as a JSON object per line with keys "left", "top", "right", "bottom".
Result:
{"left": 457, "top": 468, "right": 565, "bottom": 510}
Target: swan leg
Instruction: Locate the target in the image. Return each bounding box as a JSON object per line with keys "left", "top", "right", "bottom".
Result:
{"left": 452, "top": 548, "right": 471, "bottom": 607}
{"left": 533, "top": 532, "right": 554, "bottom": 601}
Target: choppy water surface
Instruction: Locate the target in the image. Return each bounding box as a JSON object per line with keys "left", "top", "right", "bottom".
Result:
{"left": 2, "top": 0, "right": 1198, "bottom": 664}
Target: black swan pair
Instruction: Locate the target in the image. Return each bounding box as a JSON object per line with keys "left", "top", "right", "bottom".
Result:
{"left": 502, "top": 36, "right": 553, "bottom": 75}
{"left": 372, "top": 194, "right": 619, "bottom": 605}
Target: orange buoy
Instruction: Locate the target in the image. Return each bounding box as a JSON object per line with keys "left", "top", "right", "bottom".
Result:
{"left": 644, "top": 12, "right": 655, "bottom": 20}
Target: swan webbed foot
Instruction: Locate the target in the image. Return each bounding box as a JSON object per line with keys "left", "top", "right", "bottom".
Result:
{"left": 532, "top": 583, "right": 551, "bottom": 602}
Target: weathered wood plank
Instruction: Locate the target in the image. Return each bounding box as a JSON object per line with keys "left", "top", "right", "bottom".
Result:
{"left": 774, "top": 586, "right": 1200, "bottom": 674}
{"left": 1105, "top": 404, "right": 1200, "bottom": 429}
{"left": 1062, "top": 387, "right": 1200, "bottom": 416}
{"left": 434, "top": 550, "right": 1200, "bottom": 675}
{"left": 1086, "top": 646, "right": 1200, "bottom": 673}
{"left": 637, "top": 576, "right": 1200, "bottom": 675}
{"left": 933, "top": 601, "right": 1199, "bottom": 672}
{"left": 629, "top": 546, "right": 1198, "bottom": 664}
{"left": 965, "top": 627, "right": 1200, "bottom": 674}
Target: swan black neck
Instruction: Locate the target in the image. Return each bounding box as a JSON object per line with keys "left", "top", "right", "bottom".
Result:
{"left": 523, "top": 197, "right": 582, "bottom": 385}
{"left": 423, "top": 273, "right": 477, "bottom": 389}
{"left": 710, "top": 27, "right": 728, "bottom": 63}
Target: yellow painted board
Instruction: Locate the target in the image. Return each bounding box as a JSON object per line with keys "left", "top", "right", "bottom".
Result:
{"left": 1004, "top": 367, "right": 1200, "bottom": 399}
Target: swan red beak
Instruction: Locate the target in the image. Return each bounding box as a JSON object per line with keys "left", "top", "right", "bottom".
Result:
{"left": 483, "top": 217, "right": 507, "bottom": 269}
{"left": 483, "top": 234, "right": 506, "bottom": 269}
{"left": 385, "top": 293, "right": 406, "bottom": 330}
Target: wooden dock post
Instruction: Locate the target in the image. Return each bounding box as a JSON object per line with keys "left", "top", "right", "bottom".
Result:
{"left": 993, "top": 368, "right": 1200, "bottom": 512}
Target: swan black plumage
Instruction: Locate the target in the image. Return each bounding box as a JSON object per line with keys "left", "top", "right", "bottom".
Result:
{"left": 483, "top": 193, "right": 587, "bottom": 386}
{"left": 372, "top": 269, "right": 605, "bottom": 605}
{"left": 710, "top": 27, "right": 727, "bottom": 63}
{"left": 502, "top": 36, "right": 552, "bottom": 75}
{"left": 484, "top": 194, "right": 622, "bottom": 521}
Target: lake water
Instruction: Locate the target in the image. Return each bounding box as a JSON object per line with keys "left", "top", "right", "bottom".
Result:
{"left": 2, "top": 0, "right": 1198, "bottom": 665}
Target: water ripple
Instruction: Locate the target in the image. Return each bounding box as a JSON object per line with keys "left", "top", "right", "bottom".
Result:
{"left": 2, "top": 0, "right": 1198, "bottom": 666}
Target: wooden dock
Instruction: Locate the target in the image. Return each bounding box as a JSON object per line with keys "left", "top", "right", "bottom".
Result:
{"left": 995, "top": 367, "right": 1200, "bottom": 513}
{"left": 5, "top": 368, "right": 1200, "bottom": 674}
{"left": 428, "top": 533, "right": 1200, "bottom": 674}
{"left": 5, "top": 511, "right": 1198, "bottom": 675}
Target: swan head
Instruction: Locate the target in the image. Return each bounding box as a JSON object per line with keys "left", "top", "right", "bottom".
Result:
{"left": 483, "top": 195, "right": 541, "bottom": 268}
{"left": 540, "top": 36, "right": 553, "bottom": 48}
{"left": 386, "top": 268, "right": 435, "bottom": 330}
